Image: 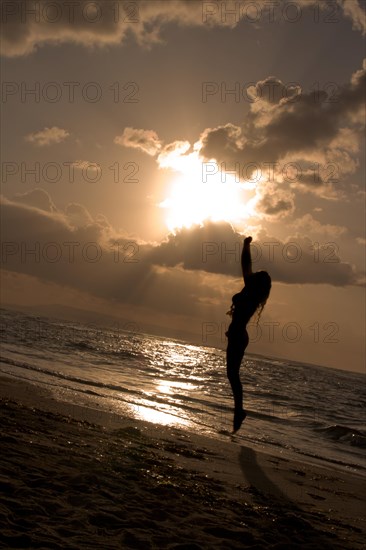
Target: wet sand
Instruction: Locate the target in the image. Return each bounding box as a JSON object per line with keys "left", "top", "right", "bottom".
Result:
{"left": 0, "top": 375, "right": 365, "bottom": 549}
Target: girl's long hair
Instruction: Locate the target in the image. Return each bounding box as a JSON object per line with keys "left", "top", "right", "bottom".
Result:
{"left": 250, "top": 271, "right": 271, "bottom": 324}
{"left": 226, "top": 271, "right": 271, "bottom": 322}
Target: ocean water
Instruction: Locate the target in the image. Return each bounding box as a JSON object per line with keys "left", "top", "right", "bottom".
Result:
{"left": 0, "top": 307, "right": 365, "bottom": 475}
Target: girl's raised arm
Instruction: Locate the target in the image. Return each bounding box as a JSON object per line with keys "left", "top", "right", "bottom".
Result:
{"left": 241, "top": 236, "right": 253, "bottom": 284}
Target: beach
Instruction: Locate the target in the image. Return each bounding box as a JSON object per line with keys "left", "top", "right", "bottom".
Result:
{"left": 1, "top": 375, "right": 365, "bottom": 549}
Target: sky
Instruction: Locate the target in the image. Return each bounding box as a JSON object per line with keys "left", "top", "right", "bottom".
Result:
{"left": 0, "top": 0, "right": 365, "bottom": 373}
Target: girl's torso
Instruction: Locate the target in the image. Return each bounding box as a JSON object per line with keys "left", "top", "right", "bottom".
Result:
{"left": 227, "top": 287, "right": 258, "bottom": 335}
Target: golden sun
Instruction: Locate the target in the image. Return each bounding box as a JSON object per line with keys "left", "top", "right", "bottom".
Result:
{"left": 159, "top": 151, "right": 259, "bottom": 232}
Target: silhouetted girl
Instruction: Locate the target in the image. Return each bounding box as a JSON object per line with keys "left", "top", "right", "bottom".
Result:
{"left": 226, "top": 236, "right": 271, "bottom": 432}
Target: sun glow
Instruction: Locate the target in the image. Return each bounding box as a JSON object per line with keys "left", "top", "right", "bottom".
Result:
{"left": 158, "top": 151, "right": 259, "bottom": 232}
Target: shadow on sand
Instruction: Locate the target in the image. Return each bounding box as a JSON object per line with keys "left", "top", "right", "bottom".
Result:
{"left": 238, "top": 445, "right": 342, "bottom": 549}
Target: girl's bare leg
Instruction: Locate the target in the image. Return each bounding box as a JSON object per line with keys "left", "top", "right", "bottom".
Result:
{"left": 226, "top": 343, "right": 247, "bottom": 432}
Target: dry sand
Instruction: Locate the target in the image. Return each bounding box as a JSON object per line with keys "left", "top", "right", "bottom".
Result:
{"left": 0, "top": 375, "right": 365, "bottom": 549}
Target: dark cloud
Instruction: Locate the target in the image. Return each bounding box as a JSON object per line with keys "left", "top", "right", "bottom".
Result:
{"left": 198, "top": 124, "right": 243, "bottom": 163}
{"left": 0, "top": 193, "right": 150, "bottom": 304}
{"left": 199, "top": 62, "right": 366, "bottom": 183}
{"left": 296, "top": 170, "right": 325, "bottom": 188}
{"left": 1, "top": 0, "right": 364, "bottom": 57}
{"left": 247, "top": 77, "right": 300, "bottom": 105}
{"left": 257, "top": 193, "right": 294, "bottom": 216}
{"left": 1, "top": 193, "right": 362, "bottom": 313}
{"left": 0, "top": 194, "right": 215, "bottom": 317}
{"left": 151, "top": 221, "right": 241, "bottom": 276}
{"left": 151, "top": 221, "right": 361, "bottom": 286}
{"left": 0, "top": 0, "right": 130, "bottom": 57}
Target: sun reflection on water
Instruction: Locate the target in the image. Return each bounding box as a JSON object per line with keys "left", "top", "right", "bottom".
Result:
{"left": 131, "top": 403, "right": 190, "bottom": 428}
{"left": 156, "top": 380, "right": 197, "bottom": 394}
{"left": 111, "top": 338, "right": 218, "bottom": 429}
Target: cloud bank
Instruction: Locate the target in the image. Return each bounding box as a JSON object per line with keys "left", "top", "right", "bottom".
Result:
{"left": 1, "top": 0, "right": 365, "bottom": 58}
{"left": 1, "top": 191, "right": 362, "bottom": 315}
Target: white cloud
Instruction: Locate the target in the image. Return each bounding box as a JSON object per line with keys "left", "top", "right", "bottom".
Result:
{"left": 11, "top": 188, "right": 57, "bottom": 212}
{"left": 157, "top": 140, "right": 191, "bottom": 169}
{"left": 114, "top": 127, "right": 162, "bottom": 155}
{"left": 25, "top": 126, "right": 70, "bottom": 146}
{"left": 70, "top": 160, "right": 101, "bottom": 172}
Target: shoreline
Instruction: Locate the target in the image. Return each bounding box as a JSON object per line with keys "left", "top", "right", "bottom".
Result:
{"left": 1, "top": 374, "right": 365, "bottom": 548}
{"left": 1, "top": 369, "right": 364, "bottom": 476}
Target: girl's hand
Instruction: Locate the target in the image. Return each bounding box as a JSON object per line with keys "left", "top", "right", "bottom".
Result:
{"left": 244, "top": 236, "right": 252, "bottom": 245}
